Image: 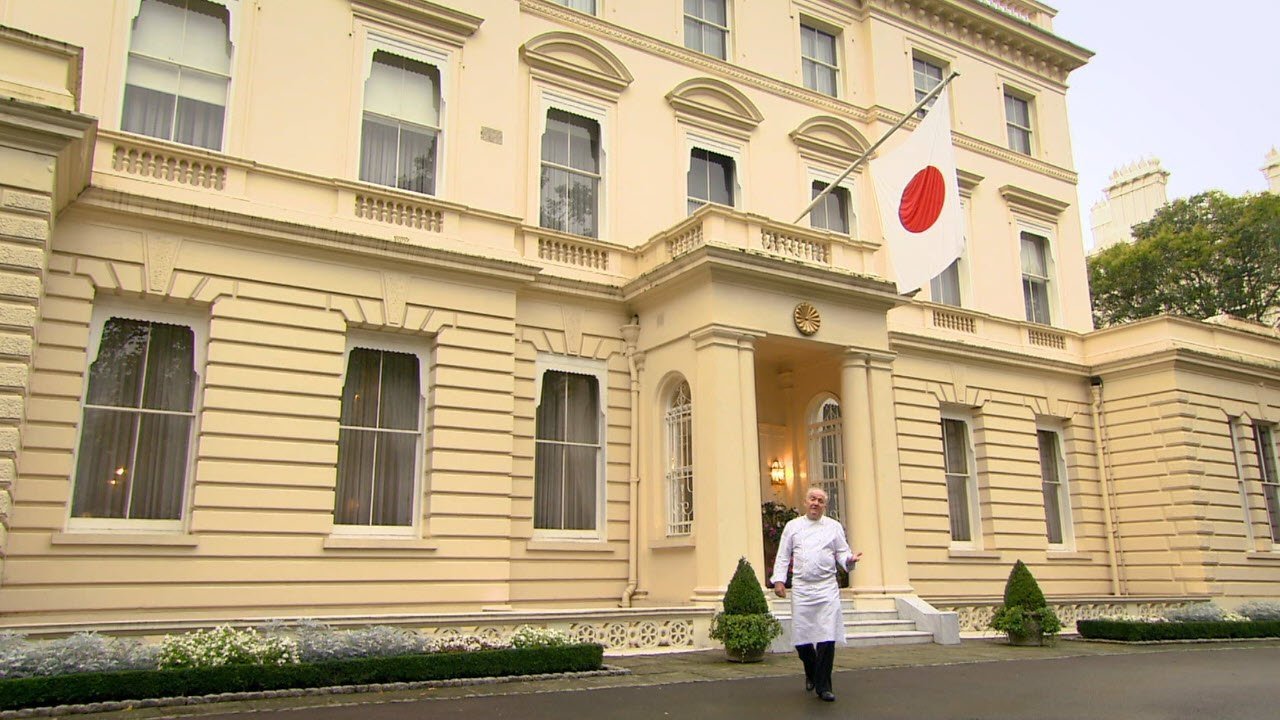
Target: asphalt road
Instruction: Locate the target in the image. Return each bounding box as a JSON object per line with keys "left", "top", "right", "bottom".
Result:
{"left": 176, "top": 646, "right": 1280, "bottom": 720}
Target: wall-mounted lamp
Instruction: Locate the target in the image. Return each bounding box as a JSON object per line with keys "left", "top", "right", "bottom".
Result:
{"left": 769, "top": 459, "right": 787, "bottom": 486}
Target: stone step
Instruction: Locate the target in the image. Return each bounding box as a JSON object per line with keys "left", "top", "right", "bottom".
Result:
{"left": 845, "top": 618, "right": 918, "bottom": 633}
{"left": 843, "top": 630, "right": 936, "bottom": 648}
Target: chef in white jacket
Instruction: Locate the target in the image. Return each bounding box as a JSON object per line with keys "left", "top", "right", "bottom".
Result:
{"left": 770, "top": 487, "right": 861, "bottom": 702}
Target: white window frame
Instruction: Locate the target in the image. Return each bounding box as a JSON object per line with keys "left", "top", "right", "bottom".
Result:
{"left": 799, "top": 20, "right": 840, "bottom": 97}
{"left": 1019, "top": 224, "right": 1057, "bottom": 326}
{"left": 331, "top": 333, "right": 430, "bottom": 537}
{"left": 1253, "top": 423, "right": 1280, "bottom": 545}
{"left": 1037, "top": 423, "right": 1074, "bottom": 549}
{"left": 683, "top": 0, "right": 731, "bottom": 60}
{"left": 806, "top": 394, "right": 845, "bottom": 525}
{"left": 664, "top": 378, "right": 693, "bottom": 536}
{"left": 550, "top": 0, "right": 597, "bottom": 14}
{"left": 536, "top": 90, "right": 609, "bottom": 239}
{"left": 685, "top": 132, "right": 743, "bottom": 215}
{"left": 121, "top": 0, "right": 241, "bottom": 152}
{"left": 533, "top": 354, "right": 608, "bottom": 540}
{"left": 806, "top": 167, "right": 856, "bottom": 237}
{"left": 358, "top": 32, "right": 452, "bottom": 197}
{"left": 912, "top": 53, "right": 946, "bottom": 117}
{"left": 940, "top": 411, "right": 979, "bottom": 548}
{"left": 1003, "top": 87, "right": 1034, "bottom": 156}
{"left": 67, "top": 300, "right": 209, "bottom": 533}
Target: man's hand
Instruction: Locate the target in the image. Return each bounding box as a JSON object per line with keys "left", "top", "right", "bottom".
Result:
{"left": 773, "top": 581, "right": 787, "bottom": 598}
{"left": 845, "top": 551, "right": 863, "bottom": 570}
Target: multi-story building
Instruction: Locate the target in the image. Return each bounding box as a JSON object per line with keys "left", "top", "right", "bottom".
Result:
{"left": 1, "top": 0, "right": 1278, "bottom": 651}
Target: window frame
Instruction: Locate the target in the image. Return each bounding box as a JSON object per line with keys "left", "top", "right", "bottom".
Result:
{"left": 1253, "top": 423, "right": 1280, "bottom": 544}
{"left": 930, "top": 198, "right": 968, "bottom": 306}
{"left": 685, "top": 132, "right": 742, "bottom": 215}
{"left": 664, "top": 378, "right": 694, "bottom": 537}
{"left": 940, "top": 411, "right": 979, "bottom": 548}
{"left": 66, "top": 300, "right": 209, "bottom": 533}
{"left": 330, "top": 333, "right": 430, "bottom": 537}
{"left": 1036, "top": 424, "right": 1074, "bottom": 549}
{"left": 357, "top": 32, "right": 452, "bottom": 197}
{"left": 535, "top": 90, "right": 611, "bottom": 239}
{"left": 806, "top": 394, "right": 845, "bottom": 525}
{"left": 807, "top": 167, "right": 856, "bottom": 237}
{"left": 799, "top": 20, "right": 840, "bottom": 97}
{"left": 533, "top": 354, "right": 608, "bottom": 540}
{"left": 1003, "top": 87, "right": 1034, "bottom": 156}
{"left": 120, "top": 0, "right": 240, "bottom": 152}
{"left": 550, "top": 0, "right": 597, "bottom": 14}
{"left": 683, "top": 0, "right": 731, "bottom": 60}
{"left": 1019, "top": 226, "right": 1056, "bottom": 325}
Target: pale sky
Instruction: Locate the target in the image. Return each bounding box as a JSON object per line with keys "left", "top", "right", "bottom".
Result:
{"left": 1051, "top": 1, "right": 1280, "bottom": 250}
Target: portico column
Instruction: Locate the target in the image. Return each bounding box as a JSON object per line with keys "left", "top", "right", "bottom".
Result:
{"left": 841, "top": 351, "right": 883, "bottom": 595}
{"left": 866, "top": 352, "right": 912, "bottom": 594}
{"left": 689, "top": 324, "right": 765, "bottom": 603}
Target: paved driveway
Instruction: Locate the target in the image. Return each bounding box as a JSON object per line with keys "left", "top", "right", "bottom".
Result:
{"left": 173, "top": 645, "right": 1280, "bottom": 720}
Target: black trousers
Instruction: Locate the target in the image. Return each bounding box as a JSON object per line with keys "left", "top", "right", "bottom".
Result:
{"left": 795, "top": 641, "right": 836, "bottom": 694}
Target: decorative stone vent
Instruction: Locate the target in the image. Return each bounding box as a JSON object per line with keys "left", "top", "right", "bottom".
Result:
{"left": 1027, "top": 328, "right": 1067, "bottom": 349}
{"left": 939, "top": 599, "right": 1195, "bottom": 634}
{"left": 538, "top": 237, "right": 609, "bottom": 270}
{"left": 421, "top": 618, "right": 695, "bottom": 652}
{"left": 933, "top": 309, "right": 976, "bottom": 333}
{"left": 355, "top": 194, "right": 444, "bottom": 232}
{"left": 666, "top": 226, "right": 704, "bottom": 257}
{"left": 760, "top": 229, "right": 830, "bottom": 264}
{"left": 112, "top": 144, "right": 227, "bottom": 190}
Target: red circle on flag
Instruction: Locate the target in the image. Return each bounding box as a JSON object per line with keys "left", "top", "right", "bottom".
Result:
{"left": 898, "top": 166, "right": 946, "bottom": 233}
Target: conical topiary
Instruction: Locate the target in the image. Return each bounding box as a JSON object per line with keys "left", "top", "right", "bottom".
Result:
{"left": 1003, "top": 560, "right": 1047, "bottom": 610}
{"left": 722, "top": 557, "right": 769, "bottom": 615}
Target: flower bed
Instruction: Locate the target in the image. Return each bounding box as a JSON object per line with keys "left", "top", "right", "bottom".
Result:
{"left": 1077, "top": 601, "right": 1280, "bottom": 642}
{"left": 0, "top": 644, "right": 603, "bottom": 711}
{"left": 0, "top": 623, "right": 602, "bottom": 711}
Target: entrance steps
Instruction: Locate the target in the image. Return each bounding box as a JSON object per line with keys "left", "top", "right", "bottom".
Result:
{"left": 768, "top": 597, "right": 957, "bottom": 651}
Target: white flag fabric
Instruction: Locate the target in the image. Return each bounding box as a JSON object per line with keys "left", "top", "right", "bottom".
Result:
{"left": 871, "top": 87, "right": 964, "bottom": 295}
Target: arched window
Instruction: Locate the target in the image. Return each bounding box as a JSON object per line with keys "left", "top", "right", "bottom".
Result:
{"left": 807, "top": 397, "right": 844, "bottom": 523}
{"left": 665, "top": 380, "right": 693, "bottom": 536}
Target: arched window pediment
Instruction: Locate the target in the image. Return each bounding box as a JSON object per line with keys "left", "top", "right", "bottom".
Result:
{"left": 666, "top": 77, "right": 763, "bottom": 137}
{"left": 521, "top": 31, "right": 633, "bottom": 96}
{"left": 790, "top": 116, "right": 871, "bottom": 167}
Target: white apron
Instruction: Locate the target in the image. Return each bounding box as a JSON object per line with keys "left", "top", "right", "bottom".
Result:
{"left": 769, "top": 516, "right": 854, "bottom": 646}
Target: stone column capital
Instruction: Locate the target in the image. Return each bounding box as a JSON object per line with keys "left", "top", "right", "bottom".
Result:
{"left": 689, "top": 323, "right": 766, "bottom": 350}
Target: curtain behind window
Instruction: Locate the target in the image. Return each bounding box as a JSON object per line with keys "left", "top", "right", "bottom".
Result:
{"left": 535, "top": 371, "right": 599, "bottom": 530}
{"left": 72, "top": 318, "right": 196, "bottom": 520}
{"left": 335, "top": 348, "right": 421, "bottom": 527}
{"left": 123, "top": 0, "right": 230, "bottom": 150}
{"left": 360, "top": 52, "right": 441, "bottom": 195}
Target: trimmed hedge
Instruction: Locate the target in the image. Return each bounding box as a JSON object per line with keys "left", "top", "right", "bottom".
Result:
{"left": 1077, "top": 619, "right": 1280, "bottom": 642}
{"left": 0, "top": 643, "right": 603, "bottom": 711}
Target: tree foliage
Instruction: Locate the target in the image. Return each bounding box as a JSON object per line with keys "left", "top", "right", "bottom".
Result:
{"left": 1087, "top": 191, "right": 1280, "bottom": 327}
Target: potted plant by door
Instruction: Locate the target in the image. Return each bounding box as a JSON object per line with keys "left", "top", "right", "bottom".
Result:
{"left": 709, "top": 557, "right": 783, "bottom": 662}
{"left": 989, "top": 560, "right": 1062, "bottom": 646}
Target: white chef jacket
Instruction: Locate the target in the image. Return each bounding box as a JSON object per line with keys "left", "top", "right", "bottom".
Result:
{"left": 769, "top": 515, "right": 855, "bottom": 646}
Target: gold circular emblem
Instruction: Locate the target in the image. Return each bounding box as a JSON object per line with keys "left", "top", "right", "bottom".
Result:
{"left": 793, "top": 302, "right": 820, "bottom": 336}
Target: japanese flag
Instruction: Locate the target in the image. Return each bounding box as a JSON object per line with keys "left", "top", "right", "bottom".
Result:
{"left": 871, "top": 87, "right": 964, "bottom": 295}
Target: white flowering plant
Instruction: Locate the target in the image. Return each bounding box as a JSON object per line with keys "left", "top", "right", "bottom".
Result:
{"left": 509, "top": 625, "right": 571, "bottom": 649}
{"left": 156, "top": 625, "right": 300, "bottom": 669}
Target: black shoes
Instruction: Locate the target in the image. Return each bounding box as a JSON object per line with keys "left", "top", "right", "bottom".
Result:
{"left": 805, "top": 679, "right": 815, "bottom": 692}
{"left": 819, "top": 691, "right": 836, "bottom": 702}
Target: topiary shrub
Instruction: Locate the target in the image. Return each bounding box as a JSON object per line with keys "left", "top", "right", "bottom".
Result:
{"left": 709, "top": 557, "right": 781, "bottom": 661}
{"left": 989, "top": 560, "right": 1061, "bottom": 645}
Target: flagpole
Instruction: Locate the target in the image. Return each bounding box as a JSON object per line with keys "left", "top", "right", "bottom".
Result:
{"left": 793, "top": 71, "right": 960, "bottom": 225}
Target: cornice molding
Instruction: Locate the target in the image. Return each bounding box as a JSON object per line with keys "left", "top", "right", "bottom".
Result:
{"left": 351, "top": 0, "right": 483, "bottom": 45}
{"left": 1000, "top": 184, "right": 1071, "bottom": 221}
{"left": 867, "top": 0, "right": 1092, "bottom": 86}
{"left": 521, "top": 31, "right": 634, "bottom": 97}
{"left": 71, "top": 188, "right": 541, "bottom": 286}
{"left": 666, "top": 77, "right": 763, "bottom": 136}
{"left": 790, "top": 115, "right": 873, "bottom": 166}
{"left": 889, "top": 331, "right": 1089, "bottom": 375}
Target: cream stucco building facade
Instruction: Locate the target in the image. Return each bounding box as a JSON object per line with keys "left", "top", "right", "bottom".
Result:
{"left": 1, "top": 0, "right": 1278, "bottom": 651}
